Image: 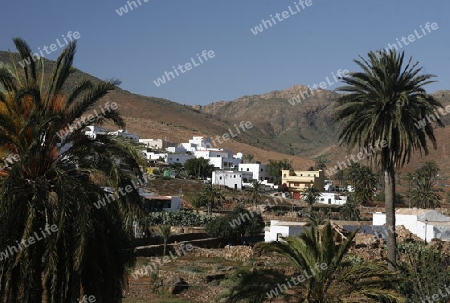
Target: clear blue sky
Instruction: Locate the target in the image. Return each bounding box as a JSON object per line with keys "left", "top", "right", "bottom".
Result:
{"left": 1, "top": 1, "right": 449, "bottom": 105}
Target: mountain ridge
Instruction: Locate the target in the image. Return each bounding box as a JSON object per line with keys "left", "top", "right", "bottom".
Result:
{"left": 1, "top": 50, "right": 450, "bottom": 178}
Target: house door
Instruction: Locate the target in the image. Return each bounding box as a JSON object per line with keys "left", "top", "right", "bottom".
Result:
{"left": 293, "top": 192, "right": 300, "bottom": 200}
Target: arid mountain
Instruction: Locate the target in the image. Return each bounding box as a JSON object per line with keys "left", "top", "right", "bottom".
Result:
{"left": 2, "top": 51, "right": 450, "bottom": 178}
{"left": 198, "top": 86, "right": 450, "bottom": 179}
{"left": 195, "top": 85, "right": 338, "bottom": 157}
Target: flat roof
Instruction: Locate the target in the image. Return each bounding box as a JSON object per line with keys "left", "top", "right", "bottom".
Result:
{"left": 272, "top": 221, "right": 308, "bottom": 226}
{"left": 142, "top": 196, "right": 172, "bottom": 200}
{"left": 374, "top": 208, "right": 437, "bottom": 215}
{"left": 396, "top": 208, "right": 434, "bottom": 215}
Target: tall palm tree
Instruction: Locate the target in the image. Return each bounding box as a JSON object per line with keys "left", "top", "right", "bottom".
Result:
{"left": 199, "top": 184, "right": 224, "bottom": 215}
{"left": 249, "top": 179, "right": 263, "bottom": 208}
{"left": 0, "top": 38, "right": 144, "bottom": 302}
{"left": 302, "top": 186, "right": 320, "bottom": 213}
{"left": 223, "top": 223, "right": 403, "bottom": 302}
{"left": 335, "top": 50, "right": 443, "bottom": 268}
{"left": 344, "top": 162, "right": 378, "bottom": 206}
{"left": 157, "top": 225, "right": 172, "bottom": 256}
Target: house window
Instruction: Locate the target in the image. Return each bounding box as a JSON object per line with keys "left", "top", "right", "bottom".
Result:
{"left": 261, "top": 168, "right": 263, "bottom": 172}
{"left": 234, "top": 175, "right": 236, "bottom": 178}
{"left": 247, "top": 168, "right": 249, "bottom": 171}
{"left": 220, "top": 177, "right": 222, "bottom": 180}
{"left": 294, "top": 183, "right": 299, "bottom": 187}
{"left": 283, "top": 174, "right": 286, "bottom": 177}
{"left": 320, "top": 198, "right": 324, "bottom": 201}
{"left": 300, "top": 174, "right": 303, "bottom": 176}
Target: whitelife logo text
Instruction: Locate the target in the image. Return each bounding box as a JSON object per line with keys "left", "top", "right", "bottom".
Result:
{"left": 153, "top": 50, "right": 215, "bottom": 87}
{"left": 18, "top": 31, "right": 81, "bottom": 68}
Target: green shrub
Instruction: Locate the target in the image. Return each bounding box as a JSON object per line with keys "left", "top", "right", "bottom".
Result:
{"left": 142, "top": 210, "right": 215, "bottom": 227}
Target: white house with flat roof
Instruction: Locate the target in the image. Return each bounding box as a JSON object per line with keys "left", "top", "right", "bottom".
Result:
{"left": 265, "top": 220, "right": 309, "bottom": 242}
{"left": 140, "top": 139, "right": 165, "bottom": 149}
{"left": 84, "top": 125, "right": 110, "bottom": 139}
{"left": 194, "top": 149, "right": 241, "bottom": 169}
{"left": 166, "top": 154, "right": 195, "bottom": 165}
{"left": 238, "top": 163, "right": 266, "bottom": 181}
{"left": 139, "top": 193, "right": 181, "bottom": 212}
{"left": 318, "top": 192, "right": 347, "bottom": 205}
{"left": 373, "top": 208, "right": 450, "bottom": 241}
{"left": 212, "top": 170, "right": 253, "bottom": 190}
{"left": 108, "top": 129, "right": 140, "bottom": 142}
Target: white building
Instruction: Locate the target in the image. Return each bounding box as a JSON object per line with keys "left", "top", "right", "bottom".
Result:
{"left": 238, "top": 163, "right": 266, "bottom": 181}
{"left": 265, "top": 220, "right": 308, "bottom": 242}
{"left": 141, "top": 151, "right": 168, "bottom": 161}
{"left": 324, "top": 180, "right": 334, "bottom": 191}
{"left": 178, "top": 136, "right": 212, "bottom": 151}
{"left": 108, "top": 129, "right": 140, "bottom": 142}
{"left": 318, "top": 192, "right": 347, "bottom": 205}
{"left": 194, "top": 149, "right": 241, "bottom": 169}
{"left": 140, "top": 193, "right": 181, "bottom": 212}
{"left": 212, "top": 170, "right": 253, "bottom": 190}
{"left": 139, "top": 139, "right": 165, "bottom": 149}
{"left": 166, "top": 146, "right": 188, "bottom": 153}
{"left": 84, "top": 125, "right": 109, "bottom": 139}
{"left": 166, "top": 154, "right": 195, "bottom": 165}
{"left": 373, "top": 208, "right": 450, "bottom": 242}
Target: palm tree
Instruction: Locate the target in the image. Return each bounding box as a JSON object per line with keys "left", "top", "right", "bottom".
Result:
{"left": 305, "top": 210, "right": 328, "bottom": 227}
{"left": 249, "top": 179, "right": 263, "bottom": 208}
{"left": 416, "top": 160, "right": 440, "bottom": 181}
{"left": 408, "top": 176, "right": 442, "bottom": 209}
{"left": 335, "top": 50, "right": 443, "bottom": 268}
{"left": 339, "top": 199, "right": 361, "bottom": 221}
{"left": 186, "top": 194, "right": 205, "bottom": 214}
{"left": 332, "top": 168, "right": 345, "bottom": 188}
{"left": 405, "top": 161, "right": 442, "bottom": 208}
{"left": 223, "top": 223, "right": 403, "bottom": 302}
{"left": 344, "top": 162, "right": 378, "bottom": 206}
{"left": 199, "top": 184, "right": 224, "bottom": 215}
{"left": 157, "top": 225, "right": 172, "bottom": 256}
{"left": 0, "top": 38, "right": 144, "bottom": 302}
{"left": 302, "top": 186, "right": 320, "bottom": 213}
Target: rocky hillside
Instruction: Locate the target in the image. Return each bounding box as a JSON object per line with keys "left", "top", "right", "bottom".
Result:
{"left": 2, "top": 50, "right": 450, "bottom": 176}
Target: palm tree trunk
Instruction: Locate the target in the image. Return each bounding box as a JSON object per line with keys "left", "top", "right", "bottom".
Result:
{"left": 384, "top": 168, "right": 397, "bottom": 269}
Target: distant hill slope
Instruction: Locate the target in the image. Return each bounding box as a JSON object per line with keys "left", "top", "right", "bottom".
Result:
{"left": 195, "top": 85, "right": 338, "bottom": 157}
{"left": 0, "top": 51, "right": 314, "bottom": 169}
{"left": 2, "top": 50, "right": 450, "bottom": 177}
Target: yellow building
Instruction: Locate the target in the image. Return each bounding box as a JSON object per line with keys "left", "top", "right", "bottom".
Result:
{"left": 281, "top": 170, "right": 325, "bottom": 200}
